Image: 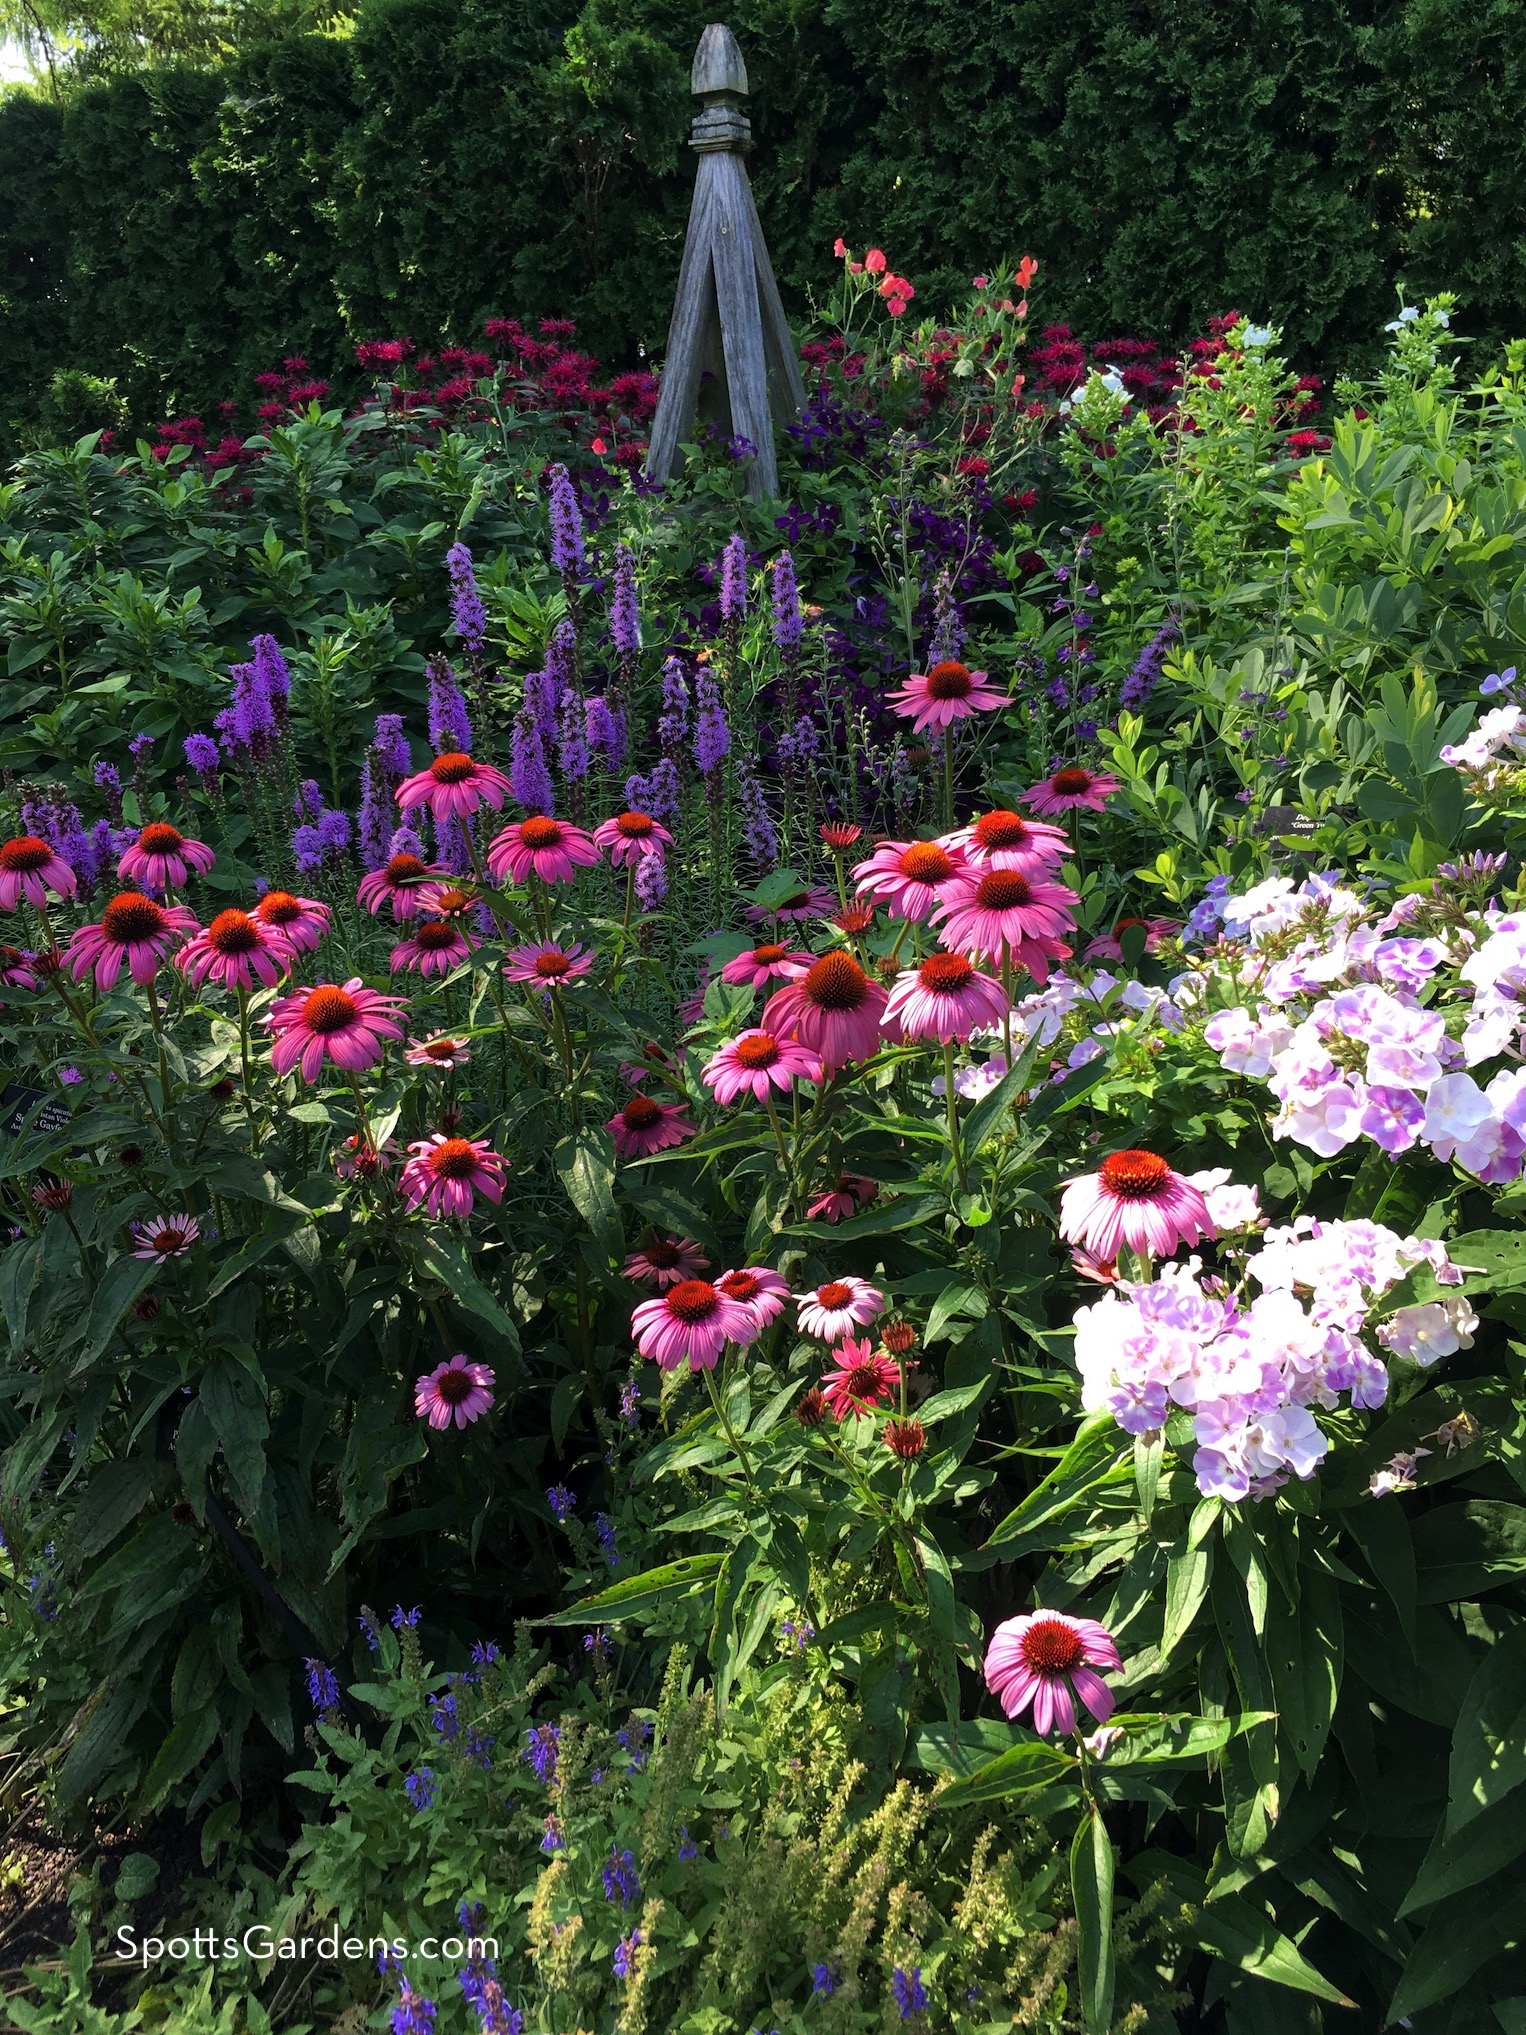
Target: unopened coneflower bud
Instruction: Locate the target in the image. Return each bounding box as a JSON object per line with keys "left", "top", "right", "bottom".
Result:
{"left": 209, "top": 1076, "right": 236, "bottom": 1100}
{"left": 172, "top": 1501, "right": 195, "bottom": 1526}
{"left": 31, "top": 1179, "right": 74, "bottom": 1211}
{"left": 884, "top": 1417, "right": 926, "bottom": 1459}
{"left": 439, "top": 1105, "right": 464, "bottom": 1134}
{"left": 132, "top": 1293, "right": 160, "bottom": 1321}
{"left": 881, "top": 1319, "right": 916, "bottom": 1356}
{"left": 794, "top": 1387, "right": 828, "bottom": 1428}
{"left": 119, "top": 1144, "right": 145, "bottom": 1169}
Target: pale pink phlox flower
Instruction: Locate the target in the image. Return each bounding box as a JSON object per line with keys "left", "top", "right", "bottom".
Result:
{"left": 852, "top": 837, "right": 968, "bottom": 923}
{"left": 622, "top": 1236, "right": 711, "bottom": 1289}
{"left": 66, "top": 892, "right": 200, "bottom": 990}
{"left": 882, "top": 952, "right": 1010, "bottom": 1044}
{"left": 357, "top": 852, "right": 449, "bottom": 921}
{"left": 630, "top": 1278, "right": 757, "bottom": 1371}
{"left": 795, "top": 1276, "right": 887, "bottom": 1341}
{"left": 267, "top": 978, "right": 408, "bottom": 1081}
{"left": 1058, "top": 1149, "right": 1215, "bottom": 1261}
{"left": 702, "top": 1029, "right": 823, "bottom": 1103}
{"left": 720, "top": 942, "right": 814, "bottom": 989}
{"left": 593, "top": 810, "right": 674, "bottom": 867}
{"left": 396, "top": 752, "right": 513, "bottom": 821}
{"left": 984, "top": 1609, "right": 1121, "bottom": 1735}
{"left": 760, "top": 952, "right": 889, "bottom": 1071}
{"left": 607, "top": 1094, "right": 695, "bottom": 1159}
{"left": 415, "top": 1356, "right": 496, "bottom": 1429}
{"left": 486, "top": 815, "right": 601, "bottom": 886}
{"left": 118, "top": 822, "right": 216, "bottom": 893}
{"left": 820, "top": 1337, "right": 902, "bottom": 1421}
{"left": 399, "top": 1133, "right": 509, "bottom": 1218}
{"left": 1019, "top": 766, "right": 1122, "bottom": 816}
{"left": 0, "top": 835, "right": 77, "bottom": 910}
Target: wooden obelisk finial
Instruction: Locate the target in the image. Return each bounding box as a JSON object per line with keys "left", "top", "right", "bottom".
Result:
{"left": 644, "top": 23, "right": 805, "bottom": 501}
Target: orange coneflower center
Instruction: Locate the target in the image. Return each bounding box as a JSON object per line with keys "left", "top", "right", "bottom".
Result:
{"left": 918, "top": 953, "right": 975, "bottom": 993}
{"left": 423, "top": 1038, "right": 462, "bottom": 1061}
{"left": 803, "top": 951, "right": 869, "bottom": 1012}
{"left": 751, "top": 943, "right": 788, "bottom": 965}
{"left": 972, "top": 810, "right": 1032, "bottom": 850}
{"left": 302, "top": 985, "right": 359, "bottom": 1033}
{"left": 1098, "top": 1149, "right": 1173, "bottom": 1201}
{"left": 817, "top": 1281, "right": 853, "bottom": 1309}
{"left": 1019, "top": 1616, "right": 1084, "bottom": 1675}
{"left": 429, "top": 886, "right": 475, "bottom": 918}
{"left": 1050, "top": 768, "right": 1094, "bottom": 797}
{"left": 520, "top": 816, "right": 563, "bottom": 849}
{"left": 844, "top": 1361, "right": 883, "bottom": 1399}
{"left": 534, "top": 950, "right": 576, "bottom": 980}
{"left": 617, "top": 811, "right": 654, "bottom": 837}
{"left": 436, "top": 1366, "right": 475, "bottom": 1403}
{"left": 666, "top": 1278, "right": 720, "bottom": 1323}
{"left": 258, "top": 892, "right": 304, "bottom": 927}
{"left": 733, "top": 1033, "right": 781, "bottom": 1069}
{"left": 0, "top": 836, "right": 51, "bottom": 872}
{"left": 415, "top": 920, "right": 460, "bottom": 952}
{"left": 899, "top": 842, "right": 955, "bottom": 884}
{"left": 138, "top": 822, "right": 185, "bottom": 853}
{"left": 924, "top": 660, "right": 974, "bottom": 700}
{"left": 206, "top": 909, "right": 260, "bottom": 956}
{"left": 430, "top": 1137, "right": 480, "bottom": 1179}
{"left": 430, "top": 752, "right": 477, "bottom": 783}
{"left": 972, "top": 870, "right": 1034, "bottom": 911}
{"left": 101, "top": 893, "right": 166, "bottom": 944}
{"left": 385, "top": 853, "right": 428, "bottom": 883}
{"left": 621, "top": 1095, "right": 664, "bottom": 1130}
{"left": 720, "top": 1269, "right": 761, "bottom": 1301}
{"left": 0, "top": 946, "right": 23, "bottom": 969}
{"left": 643, "top": 1238, "right": 683, "bottom": 1269}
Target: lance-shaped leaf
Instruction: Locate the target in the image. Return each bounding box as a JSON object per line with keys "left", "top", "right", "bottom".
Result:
{"left": 937, "top": 1737, "right": 1079, "bottom": 1807}
{"left": 540, "top": 1551, "right": 728, "bottom": 1626}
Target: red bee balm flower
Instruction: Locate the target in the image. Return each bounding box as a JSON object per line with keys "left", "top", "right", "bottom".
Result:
{"left": 400, "top": 1134, "right": 508, "bottom": 1219}
{"left": 118, "top": 822, "right": 215, "bottom": 892}
{"left": 1059, "top": 1149, "right": 1215, "bottom": 1261}
{"left": 266, "top": 978, "right": 407, "bottom": 1081}
{"left": 397, "top": 751, "right": 512, "bottom": 822}
{"left": 0, "top": 835, "right": 77, "bottom": 910}
{"left": 887, "top": 661, "right": 1011, "bottom": 734}
{"left": 415, "top": 1356, "right": 496, "bottom": 1429}
{"left": 631, "top": 1277, "right": 757, "bottom": 1371}
{"left": 176, "top": 908, "right": 291, "bottom": 992}
{"left": 760, "top": 952, "right": 889, "bottom": 1071}
{"left": 487, "top": 815, "right": 600, "bottom": 886}
{"left": 853, "top": 838, "right": 968, "bottom": 923}
{"left": 66, "top": 892, "right": 199, "bottom": 990}
{"left": 593, "top": 810, "right": 674, "bottom": 867}
{"left": 607, "top": 1093, "right": 695, "bottom": 1159}
{"left": 358, "top": 853, "right": 448, "bottom": 921}
{"left": 984, "top": 1610, "right": 1121, "bottom": 1736}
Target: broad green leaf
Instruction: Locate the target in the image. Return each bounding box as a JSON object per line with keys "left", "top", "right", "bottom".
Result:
{"left": 1190, "top": 1891, "right": 1353, "bottom": 2004}
{"left": 917, "top": 1378, "right": 994, "bottom": 1425}
{"left": 619, "top": 1180, "right": 723, "bottom": 1259}
{"left": 923, "top": 1280, "right": 987, "bottom": 1345}
{"left": 788, "top": 1192, "right": 943, "bottom": 1241}
{"left": 1445, "top": 1623, "right": 1526, "bottom": 1837}
{"left": 1160, "top": 1541, "right": 1213, "bottom": 1665}
{"left": 77, "top": 1252, "right": 159, "bottom": 1367}
{"left": 0, "top": 1235, "right": 41, "bottom": 1349}
{"left": 200, "top": 1361, "right": 269, "bottom": 1513}
{"left": 911, "top": 1717, "right": 1017, "bottom": 1779}
{"left": 63, "top": 1459, "right": 156, "bottom": 1562}
{"left": 137, "top": 1704, "right": 220, "bottom": 1810}
{"left": 1413, "top": 1499, "right": 1526, "bottom": 1600}
{"left": 57, "top": 1676, "right": 150, "bottom": 1805}
{"left": 981, "top": 1414, "right": 1130, "bottom": 1555}
{"left": 411, "top": 1231, "right": 517, "bottom": 1340}
{"left": 961, "top": 1034, "right": 1042, "bottom": 1154}
{"left": 1387, "top": 1881, "right": 1526, "bottom": 2022}
{"left": 1400, "top": 1790, "right": 1526, "bottom": 1914}
{"left": 1267, "top": 1562, "right": 1342, "bottom": 1781}
{"left": 554, "top": 1128, "right": 623, "bottom": 1259}
{"left": 540, "top": 1552, "right": 728, "bottom": 1626}
{"left": 1071, "top": 1805, "right": 1116, "bottom": 2035}
{"left": 937, "top": 1738, "right": 1078, "bottom": 1807}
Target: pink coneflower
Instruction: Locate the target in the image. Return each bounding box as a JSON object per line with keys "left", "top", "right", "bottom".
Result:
{"left": 0, "top": 945, "right": 38, "bottom": 989}
{"left": 820, "top": 821, "right": 863, "bottom": 849}
{"left": 399, "top": 1133, "right": 508, "bottom": 1218}
{"left": 333, "top": 1134, "right": 400, "bottom": 1178}
{"left": 357, "top": 852, "right": 447, "bottom": 921}
{"left": 503, "top": 941, "right": 595, "bottom": 986}
{"left": 820, "top": 1337, "right": 901, "bottom": 1420}
{"left": 720, "top": 942, "right": 813, "bottom": 989}
{"left": 254, "top": 890, "right": 330, "bottom": 952}
{"left": 405, "top": 1034, "right": 472, "bottom": 1071}
{"left": 795, "top": 1276, "right": 886, "bottom": 1341}
{"left": 608, "top": 1094, "right": 695, "bottom": 1159}
{"left": 1058, "top": 1149, "right": 1214, "bottom": 1260}
{"left": 130, "top": 1213, "right": 200, "bottom": 1260}
{"left": 414, "top": 881, "right": 479, "bottom": 922}
{"left": 118, "top": 822, "right": 215, "bottom": 892}
{"left": 1019, "top": 765, "right": 1122, "bottom": 816}
{"left": 852, "top": 838, "right": 969, "bottom": 923}
{"left": 397, "top": 751, "right": 512, "bottom": 822}
{"left": 831, "top": 904, "right": 877, "bottom": 935}
{"left": 266, "top": 978, "right": 407, "bottom": 1081}
{"left": 743, "top": 887, "right": 836, "bottom": 925}
{"left": 175, "top": 908, "right": 291, "bottom": 992}
{"left": 886, "top": 660, "right": 1011, "bottom": 734}
{"left": 716, "top": 1265, "right": 791, "bottom": 1329}
{"left": 415, "top": 1356, "right": 496, "bottom": 1429}
{"left": 0, "top": 835, "right": 76, "bottom": 910}
{"left": 1069, "top": 1244, "right": 1121, "bottom": 1285}
{"left": 65, "top": 892, "right": 199, "bottom": 990}
{"left": 944, "top": 808, "right": 1070, "bottom": 872}
{"left": 390, "top": 917, "right": 477, "bottom": 977}
{"left": 806, "top": 1174, "right": 878, "bottom": 1223}
{"left": 702, "top": 1029, "right": 822, "bottom": 1103}
{"left": 984, "top": 1609, "right": 1121, "bottom": 1735}
{"left": 931, "top": 869, "right": 1078, "bottom": 980}
{"left": 760, "top": 953, "right": 889, "bottom": 1071}
{"left": 622, "top": 1236, "right": 710, "bottom": 1289}
{"left": 1083, "top": 916, "right": 1181, "bottom": 962}
{"left": 593, "top": 810, "right": 674, "bottom": 867}
{"left": 632, "top": 1277, "right": 757, "bottom": 1370}
{"left": 883, "top": 952, "right": 1009, "bottom": 1044}
{"left": 486, "top": 814, "right": 600, "bottom": 886}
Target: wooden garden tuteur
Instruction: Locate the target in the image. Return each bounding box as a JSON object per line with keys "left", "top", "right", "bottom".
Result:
{"left": 644, "top": 23, "right": 806, "bottom": 502}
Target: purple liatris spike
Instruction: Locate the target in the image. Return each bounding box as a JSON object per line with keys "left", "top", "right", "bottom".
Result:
{"left": 358, "top": 758, "right": 392, "bottom": 870}
{"left": 427, "top": 653, "right": 474, "bottom": 755}
{"left": 511, "top": 715, "right": 555, "bottom": 815}
{"left": 250, "top": 634, "right": 291, "bottom": 712}
{"left": 545, "top": 619, "right": 576, "bottom": 706}
{"left": 547, "top": 464, "right": 584, "bottom": 577}
{"left": 736, "top": 761, "right": 777, "bottom": 868}
{"left": 634, "top": 850, "right": 668, "bottom": 913}
{"left": 928, "top": 564, "right": 966, "bottom": 665}
{"left": 294, "top": 778, "right": 324, "bottom": 819}
{"left": 316, "top": 809, "right": 351, "bottom": 858}
{"left": 1119, "top": 618, "right": 1179, "bottom": 713}
{"left": 645, "top": 757, "right": 681, "bottom": 830}
{"left": 585, "top": 695, "right": 626, "bottom": 772}
{"left": 291, "top": 824, "right": 324, "bottom": 873}
{"left": 373, "top": 713, "right": 410, "bottom": 779}
{"left": 92, "top": 761, "right": 122, "bottom": 820}
{"left": 770, "top": 550, "right": 802, "bottom": 658}
{"left": 692, "top": 666, "right": 730, "bottom": 776}
{"left": 446, "top": 541, "right": 487, "bottom": 651}
{"left": 184, "top": 733, "right": 220, "bottom": 779}
{"left": 720, "top": 533, "right": 747, "bottom": 624}
{"left": 657, "top": 657, "right": 689, "bottom": 756}
{"left": 610, "top": 541, "right": 640, "bottom": 658}
{"left": 558, "top": 687, "right": 589, "bottom": 782}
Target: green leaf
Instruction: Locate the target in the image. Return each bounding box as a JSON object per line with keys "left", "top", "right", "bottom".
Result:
{"left": 78, "top": 1253, "right": 159, "bottom": 1367}
{"left": 1399, "top": 1789, "right": 1526, "bottom": 1915}
{"left": 1160, "top": 1540, "right": 1214, "bottom": 1666}
{"left": 137, "top": 1705, "right": 220, "bottom": 1810}
{"left": 1191, "top": 1892, "right": 1353, "bottom": 2004}
{"left": 620, "top": 1180, "right": 723, "bottom": 1259}
{"left": 911, "top": 1717, "right": 1018, "bottom": 1779}
{"left": 923, "top": 1280, "right": 987, "bottom": 1345}
{"left": 57, "top": 1677, "right": 151, "bottom": 1805}
{"left": 1266, "top": 1561, "right": 1342, "bottom": 1781}
{"left": 199, "top": 1361, "right": 269, "bottom": 1513}
{"left": 0, "top": 1236, "right": 42, "bottom": 1349}
{"left": 981, "top": 1414, "right": 1130, "bottom": 1556}
{"left": 937, "top": 1738, "right": 1078, "bottom": 1807}
{"left": 540, "top": 1552, "right": 728, "bottom": 1626}
{"left": 554, "top": 1128, "right": 623, "bottom": 1260}
{"left": 1445, "top": 1623, "right": 1526, "bottom": 1838}
{"left": 1413, "top": 1499, "right": 1526, "bottom": 1600}
{"left": 788, "top": 1192, "right": 943, "bottom": 1242}
{"left": 411, "top": 1231, "right": 517, "bottom": 1341}
{"left": 917, "top": 1377, "right": 994, "bottom": 1425}
{"left": 1071, "top": 1804, "right": 1116, "bottom": 2035}
{"left": 1387, "top": 1881, "right": 1526, "bottom": 2023}
{"left": 961, "top": 1034, "right": 1043, "bottom": 1154}
{"left": 63, "top": 1459, "right": 156, "bottom": 1562}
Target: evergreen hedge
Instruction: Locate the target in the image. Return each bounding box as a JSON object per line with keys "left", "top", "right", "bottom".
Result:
{"left": 1, "top": 0, "right": 1522, "bottom": 446}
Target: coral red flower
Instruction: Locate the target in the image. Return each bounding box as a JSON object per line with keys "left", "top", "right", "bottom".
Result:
{"left": 358, "top": 853, "right": 448, "bottom": 921}
{"left": 266, "top": 978, "right": 407, "bottom": 1081}
{"left": 0, "top": 835, "right": 77, "bottom": 911}
{"left": 415, "top": 1356, "right": 495, "bottom": 1429}
{"left": 760, "top": 952, "right": 889, "bottom": 1071}
{"left": 1059, "top": 1149, "right": 1214, "bottom": 1261}
{"left": 399, "top": 1133, "right": 508, "bottom": 1219}
{"left": 255, "top": 890, "right": 330, "bottom": 952}
{"left": 593, "top": 811, "right": 674, "bottom": 868}
{"left": 984, "top": 1610, "right": 1120, "bottom": 1736}
{"left": 607, "top": 1094, "right": 695, "bottom": 1159}
{"left": 631, "top": 1278, "right": 756, "bottom": 1371}
{"left": 820, "top": 1337, "right": 901, "bottom": 1421}
{"left": 820, "top": 822, "right": 863, "bottom": 849}
{"left": 852, "top": 838, "right": 969, "bottom": 923}
{"left": 65, "top": 892, "right": 199, "bottom": 991}
{"left": 397, "top": 752, "right": 512, "bottom": 822}
{"left": 118, "top": 822, "right": 216, "bottom": 893}
{"left": 887, "top": 662, "right": 1010, "bottom": 735}
{"left": 1019, "top": 766, "right": 1121, "bottom": 816}
{"left": 176, "top": 908, "right": 291, "bottom": 992}
{"left": 487, "top": 815, "right": 600, "bottom": 886}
